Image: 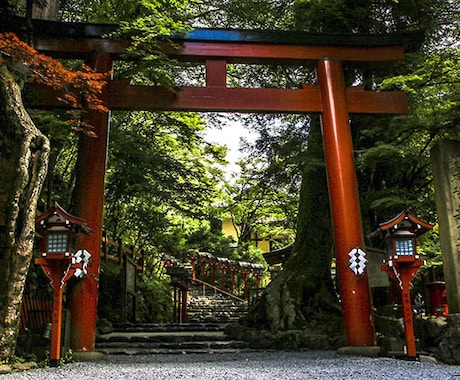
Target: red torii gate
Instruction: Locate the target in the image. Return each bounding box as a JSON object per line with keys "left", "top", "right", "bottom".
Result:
{"left": 16, "top": 18, "right": 421, "bottom": 352}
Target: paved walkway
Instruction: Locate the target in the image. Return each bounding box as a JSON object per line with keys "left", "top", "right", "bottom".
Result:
{"left": 2, "top": 351, "right": 460, "bottom": 380}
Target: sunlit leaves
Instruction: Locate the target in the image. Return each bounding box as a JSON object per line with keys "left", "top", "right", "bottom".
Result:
{"left": 104, "top": 111, "right": 226, "bottom": 254}
{"left": 0, "top": 32, "right": 109, "bottom": 135}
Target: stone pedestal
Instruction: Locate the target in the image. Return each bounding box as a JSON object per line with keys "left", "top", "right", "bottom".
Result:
{"left": 431, "top": 140, "right": 460, "bottom": 314}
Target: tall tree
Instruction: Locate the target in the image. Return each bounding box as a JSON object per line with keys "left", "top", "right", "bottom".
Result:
{"left": 247, "top": 118, "right": 342, "bottom": 333}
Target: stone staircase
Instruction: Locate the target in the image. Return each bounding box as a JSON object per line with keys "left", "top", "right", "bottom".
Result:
{"left": 186, "top": 283, "right": 249, "bottom": 323}
{"left": 96, "top": 323, "right": 249, "bottom": 355}
{"left": 96, "top": 283, "right": 251, "bottom": 354}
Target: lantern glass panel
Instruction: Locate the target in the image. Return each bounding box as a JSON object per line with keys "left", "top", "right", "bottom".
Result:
{"left": 394, "top": 237, "right": 415, "bottom": 256}
{"left": 47, "top": 232, "right": 69, "bottom": 253}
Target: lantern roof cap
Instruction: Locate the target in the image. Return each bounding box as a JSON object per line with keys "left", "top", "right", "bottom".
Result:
{"left": 377, "top": 210, "right": 433, "bottom": 237}
{"left": 36, "top": 202, "right": 93, "bottom": 235}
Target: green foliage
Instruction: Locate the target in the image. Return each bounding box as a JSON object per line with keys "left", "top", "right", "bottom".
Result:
{"left": 380, "top": 47, "right": 460, "bottom": 146}
{"left": 0, "top": 0, "right": 23, "bottom": 16}
{"left": 111, "top": 1, "right": 192, "bottom": 86}
{"left": 293, "top": 0, "right": 438, "bottom": 33}
{"left": 29, "top": 110, "right": 79, "bottom": 210}
{"left": 189, "top": 0, "right": 296, "bottom": 29}
{"left": 97, "top": 262, "right": 124, "bottom": 322}
{"left": 103, "top": 110, "right": 226, "bottom": 256}
{"left": 33, "top": 349, "right": 73, "bottom": 368}
{"left": 98, "top": 259, "right": 174, "bottom": 324}
{"left": 60, "top": 349, "right": 73, "bottom": 366}
{"left": 354, "top": 3, "right": 459, "bottom": 232}
{"left": 61, "top": 0, "right": 188, "bottom": 24}
{"left": 418, "top": 224, "right": 442, "bottom": 266}
{"left": 183, "top": 222, "right": 235, "bottom": 257}
{"left": 223, "top": 155, "right": 298, "bottom": 249}
{"left": 136, "top": 275, "right": 173, "bottom": 323}
{"left": 356, "top": 142, "right": 435, "bottom": 225}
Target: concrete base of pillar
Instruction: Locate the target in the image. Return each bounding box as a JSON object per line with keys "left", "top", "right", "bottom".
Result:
{"left": 72, "top": 351, "right": 105, "bottom": 362}
{"left": 336, "top": 346, "right": 381, "bottom": 357}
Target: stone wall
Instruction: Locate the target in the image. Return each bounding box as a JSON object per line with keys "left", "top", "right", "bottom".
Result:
{"left": 431, "top": 140, "right": 460, "bottom": 314}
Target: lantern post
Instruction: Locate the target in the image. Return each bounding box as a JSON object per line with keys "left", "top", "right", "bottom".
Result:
{"left": 217, "top": 257, "right": 229, "bottom": 291}
{"left": 252, "top": 263, "right": 264, "bottom": 301}
{"left": 239, "top": 262, "right": 251, "bottom": 302}
{"left": 35, "top": 203, "right": 92, "bottom": 367}
{"left": 377, "top": 210, "right": 433, "bottom": 360}
{"left": 190, "top": 254, "right": 197, "bottom": 281}
{"left": 166, "top": 265, "right": 192, "bottom": 323}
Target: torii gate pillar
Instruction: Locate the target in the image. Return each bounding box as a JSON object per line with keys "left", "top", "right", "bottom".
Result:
{"left": 317, "top": 58, "right": 374, "bottom": 346}
{"left": 68, "top": 53, "right": 113, "bottom": 353}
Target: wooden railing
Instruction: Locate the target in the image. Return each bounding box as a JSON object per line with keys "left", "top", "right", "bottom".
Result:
{"left": 101, "top": 232, "right": 144, "bottom": 273}
{"left": 193, "top": 278, "right": 246, "bottom": 303}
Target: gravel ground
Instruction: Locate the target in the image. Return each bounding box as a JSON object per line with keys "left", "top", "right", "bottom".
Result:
{"left": 2, "top": 351, "right": 460, "bottom": 380}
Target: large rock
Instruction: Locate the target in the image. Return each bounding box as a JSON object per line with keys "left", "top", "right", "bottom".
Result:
{"left": 248, "top": 331, "right": 274, "bottom": 350}
{"left": 434, "top": 314, "right": 460, "bottom": 364}
{"left": 423, "top": 316, "right": 447, "bottom": 347}
{"left": 12, "top": 362, "right": 38, "bottom": 371}
{"left": 0, "top": 364, "right": 11, "bottom": 374}
{"left": 224, "top": 322, "right": 244, "bottom": 340}
{"left": 97, "top": 318, "right": 114, "bottom": 335}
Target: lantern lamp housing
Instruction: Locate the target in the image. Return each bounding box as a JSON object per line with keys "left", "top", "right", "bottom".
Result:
{"left": 42, "top": 217, "right": 72, "bottom": 256}
{"left": 377, "top": 210, "right": 433, "bottom": 262}
{"left": 36, "top": 202, "right": 93, "bottom": 259}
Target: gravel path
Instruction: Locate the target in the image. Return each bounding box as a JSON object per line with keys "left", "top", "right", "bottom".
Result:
{"left": 3, "top": 351, "right": 460, "bottom": 380}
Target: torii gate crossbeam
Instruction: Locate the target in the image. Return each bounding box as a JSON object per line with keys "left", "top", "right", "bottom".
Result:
{"left": 4, "top": 17, "right": 422, "bottom": 352}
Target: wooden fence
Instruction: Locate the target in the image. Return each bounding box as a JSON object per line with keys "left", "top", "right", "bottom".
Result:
{"left": 20, "top": 296, "right": 52, "bottom": 332}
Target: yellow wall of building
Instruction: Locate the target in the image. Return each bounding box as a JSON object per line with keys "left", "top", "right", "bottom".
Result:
{"left": 221, "top": 218, "right": 272, "bottom": 253}
{"left": 222, "top": 218, "right": 239, "bottom": 241}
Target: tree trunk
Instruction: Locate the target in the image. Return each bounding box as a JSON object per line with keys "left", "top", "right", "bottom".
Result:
{"left": 246, "top": 120, "right": 342, "bottom": 335}
{"left": 20, "top": 0, "right": 60, "bottom": 20}
{"left": 0, "top": 65, "right": 50, "bottom": 362}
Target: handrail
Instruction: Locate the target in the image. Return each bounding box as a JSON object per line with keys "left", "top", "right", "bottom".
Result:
{"left": 192, "top": 278, "right": 246, "bottom": 304}
{"left": 101, "top": 232, "right": 144, "bottom": 272}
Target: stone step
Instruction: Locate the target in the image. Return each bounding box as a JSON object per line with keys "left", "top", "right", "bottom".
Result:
{"left": 98, "top": 331, "right": 231, "bottom": 343}
{"left": 187, "top": 307, "right": 247, "bottom": 313}
{"left": 96, "top": 324, "right": 249, "bottom": 355}
{"left": 97, "top": 339, "right": 248, "bottom": 352}
{"left": 186, "top": 309, "right": 247, "bottom": 319}
{"left": 187, "top": 282, "right": 248, "bottom": 315}
{"left": 188, "top": 302, "right": 246, "bottom": 308}
{"left": 189, "top": 303, "right": 248, "bottom": 308}
{"left": 188, "top": 298, "right": 248, "bottom": 305}
{"left": 97, "top": 346, "right": 249, "bottom": 355}
{"left": 186, "top": 315, "right": 241, "bottom": 323}
{"left": 111, "top": 323, "right": 226, "bottom": 333}
{"left": 185, "top": 294, "right": 249, "bottom": 324}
